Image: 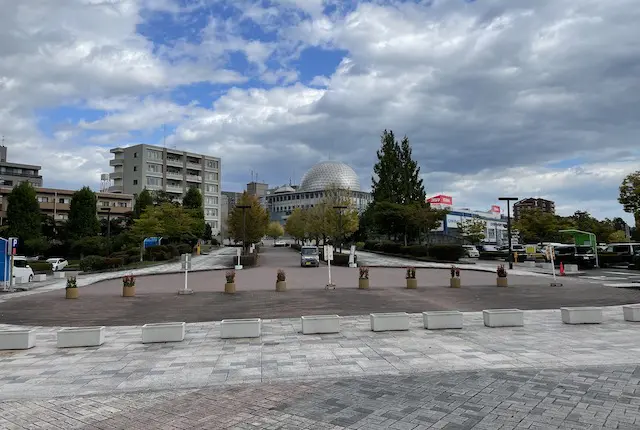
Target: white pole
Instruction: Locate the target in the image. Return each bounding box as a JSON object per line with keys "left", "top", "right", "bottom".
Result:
{"left": 550, "top": 247, "right": 557, "bottom": 282}
{"left": 328, "top": 256, "right": 332, "bottom": 286}
{"left": 184, "top": 266, "right": 188, "bottom": 292}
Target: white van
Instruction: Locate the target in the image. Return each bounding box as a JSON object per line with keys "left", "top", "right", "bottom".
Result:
{"left": 12, "top": 256, "right": 34, "bottom": 283}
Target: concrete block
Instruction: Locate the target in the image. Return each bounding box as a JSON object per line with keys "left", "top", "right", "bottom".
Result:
{"left": 57, "top": 327, "right": 105, "bottom": 348}
{"left": 561, "top": 307, "right": 603, "bottom": 324}
{"left": 423, "top": 311, "right": 463, "bottom": 330}
{"left": 301, "top": 315, "right": 340, "bottom": 334}
{"left": 220, "top": 318, "right": 261, "bottom": 339}
{"left": 483, "top": 309, "right": 524, "bottom": 327}
{"left": 0, "top": 330, "right": 36, "bottom": 350}
{"left": 370, "top": 312, "right": 410, "bottom": 332}
{"left": 623, "top": 305, "right": 640, "bottom": 322}
{"left": 53, "top": 272, "right": 66, "bottom": 279}
{"left": 33, "top": 274, "right": 47, "bottom": 282}
{"left": 142, "top": 322, "right": 186, "bottom": 343}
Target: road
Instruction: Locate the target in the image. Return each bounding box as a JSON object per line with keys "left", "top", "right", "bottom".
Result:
{"left": 572, "top": 267, "right": 640, "bottom": 287}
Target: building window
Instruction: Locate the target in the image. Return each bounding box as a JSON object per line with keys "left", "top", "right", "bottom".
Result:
{"left": 133, "top": 152, "right": 138, "bottom": 158}
{"left": 147, "top": 163, "right": 162, "bottom": 173}
{"left": 146, "top": 177, "right": 162, "bottom": 186}
{"left": 206, "top": 160, "right": 219, "bottom": 169}
{"left": 205, "top": 208, "right": 219, "bottom": 217}
{"left": 147, "top": 149, "right": 162, "bottom": 160}
{"left": 133, "top": 166, "right": 137, "bottom": 171}
{"left": 205, "top": 196, "right": 218, "bottom": 205}
{"left": 37, "top": 196, "right": 49, "bottom": 203}
{"left": 205, "top": 184, "right": 218, "bottom": 193}
{"left": 133, "top": 180, "right": 138, "bottom": 185}
{"left": 206, "top": 172, "right": 218, "bottom": 181}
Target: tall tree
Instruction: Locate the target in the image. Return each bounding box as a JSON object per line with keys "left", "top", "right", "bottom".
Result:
{"left": 371, "top": 130, "right": 402, "bottom": 204}
{"left": 227, "top": 192, "right": 269, "bottom": 249}
{"left": 131, "top": 203, "right": 200, "bottom": 241}
{"left": 619, "top": 171, "right": 640, "bottom": 228}
{"left": 67, "top": 186, "right": 100, "bottom": 239}
{"left": 133, "top": 188, "right": 153, "bottom": 218}
{"left": 6, "top": 182, "right": 42, "bottom": 251}
{"left": 266, "top": 221, "right": 285, "bottom": 241}
{"left": 182, "top": 187, "right": 203, "bottom": 209}
{"left": 457, "top": 218, "right": 487, "bottom": 244}
{"left": 397, "top": 136, "right": 426, "bottom": 204}
{"left": 285, "top": 208, "right": 307, "bottom": 243}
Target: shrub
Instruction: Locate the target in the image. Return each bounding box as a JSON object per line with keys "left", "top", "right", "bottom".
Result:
{"left": 239, "top": 253, "right": 258, "bottom": 267}
{"left": 406, "top": 267, "right": 416, "bottom": 279}
{"left": 29, "top": 262, "right": 53, "bottom": 273}
{"left": 497, "top": 264, "right": 507, "bottom": 277}
{"left": 66, "top": 276, "right": 77, "bottom": 289}
{"left": 331, "top": 253, "right": 354, "bottom": 267}
{"left": 355, "top": 241, "right": 365, "bottom": 250}
{"left": 427, "top": 245, "right": 464, "bottom": 261}
{"left": 211, "top": 238, "right": 219, "bottom": 246}
{"left": 359, "top": 266, "right": 369, "bottom": 279}
{"left": 290, "top": 243, "right": 302, "bottom": 251}
{"left": 177, "top": 243, "right": 193, "bottom": 255}
{"left": 147, "top": 245, "right": 172, "bottom": 261}
{"left": 79, "top": 255, "right": 106, "bottom": 272}
{"left": 225, "top": 270, "right": 235, "bottom": 283}
{"left": 104, "top": 257, "right": 124, "bottom": 269}
{"left": 277, "top": 269, "right": 286, "bottom": 281}
{"left": 361, "top": 241, "right": 463, "bottom": 261}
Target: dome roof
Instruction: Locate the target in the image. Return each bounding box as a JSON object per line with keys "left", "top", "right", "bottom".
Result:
{"left": 299, "top": 161, "right": 361, "bottom": 192}
{"left": 274, "top": 185, "right": 296, "bottom": 194}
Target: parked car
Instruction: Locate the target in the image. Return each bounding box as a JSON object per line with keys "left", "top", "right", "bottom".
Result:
{"left": 12, "top": 256, "right": 34, "bottom": 283}
{"left": 599, "top": 243, "right": 640, "bottom": 267}
{"left": 300, "top": 245, "right": 320, "bottom": 267}
{"left": 274, "top": 240, "right": 287, "bottom": 247}
{"left": 46, "top": 258, "right": 69, "bottom": 271}
{"left": 548, "top": 245, "right": 597, "bottom": 269}
{"left": 462, "top": 245, "right": 479, "bottom": 258}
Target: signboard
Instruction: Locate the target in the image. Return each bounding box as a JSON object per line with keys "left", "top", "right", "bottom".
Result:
{"left": 491, "top": 205, "right": 501, "bottom": 213}
{"left": 525, "top": 245, "right": 537, "bottom": 254}
{"left": 348, "top": 245, "right": 356, "bottom": 266}
{"left": 181, "top": 253, "right": 192, "bottom": 271}
{"left": 427, "top": 195, "right": 453, "bottom": 205}
{"left": 324, "top": 245, "right": 334, "bottom": 261}
{"left": 236, "top": 248, "right": 241, "bottom": 257}
{"left": 143, "top": 237, "right": 163, "bottom": 249}
{"left": 8, "top": 237, "right": 17, "bottom": 255}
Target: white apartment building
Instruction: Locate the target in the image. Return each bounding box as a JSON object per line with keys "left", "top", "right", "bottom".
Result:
{"left": 109, "top": 144, "right": 221, "bottom": 234}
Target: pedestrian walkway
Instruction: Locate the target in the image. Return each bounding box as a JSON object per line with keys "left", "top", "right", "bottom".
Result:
{"left": 0, "top": 247, "right": 236, "bottom": 303}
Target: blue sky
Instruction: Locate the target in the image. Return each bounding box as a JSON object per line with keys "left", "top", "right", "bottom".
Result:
{"left": 2, "top": 0, "right": 640, "bottom": 223}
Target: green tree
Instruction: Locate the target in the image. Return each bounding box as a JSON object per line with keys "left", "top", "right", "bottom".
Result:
{"left": 67, "top": 186, "right": 100, "bottom": 239}
{"left": 131, "top": 203, "right": 199, "bottom": 241}
{"left": 397, "top": 136, "right": 426, "bottom": 204}
{"left": 182, "top": 187, "right": 203, "bottom": 209}
{"left": 619, "top": 171, "right": 640, "bottom": 228}
{"left": 181, "top": 188, "right": 205, "bottom": 239}
{"left": 6, "top": 182, "right": 42, "bottom": 250}
{"left": 266, "top": 221, "right": 284, "bottom": 240}
{"left": 153, "top": 190, "right": 178, "bottom": 206}
{"left": 133, "top": 188, "right": 153, "bottom": 218}
{"left": 457, "top": 218, "right": 487, "bottom": 244}
{"left": 227, "top": 192, "right": 268, "bottom": 249}
{"left": 203, "top": 223, "right": 213, "bottom": 241}
{"left": 514, "top": 209, "right": 563, "bottom": 243}
{"left": 372, "top": 130, "right": 403, "bottom": 204}
{"left": 608, "top": 230, "right": 628, "bottom": 243}
{"left": 285, "top": 208, "right": 307, "bottom": 243}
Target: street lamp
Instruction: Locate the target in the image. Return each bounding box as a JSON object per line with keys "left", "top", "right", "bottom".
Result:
{"left": 237, "top": 205, "right": 251, "bottom": 253}
{"left": 333, "top": 205, "right": 347, "bottom": 253}
{"left": 498, "top": 197, "right": 518, "bottom": 270}
{"left": 101, "top": 207, "right": 112, "bottom": 255}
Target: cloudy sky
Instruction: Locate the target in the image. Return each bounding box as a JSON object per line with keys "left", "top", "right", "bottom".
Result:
{"left": 2, "top": 0, "right": 639, "bottom": 222}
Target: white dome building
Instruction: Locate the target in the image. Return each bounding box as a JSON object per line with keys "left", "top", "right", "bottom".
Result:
{"left": 267, "top": 161, "right": 372, "bottom": 224}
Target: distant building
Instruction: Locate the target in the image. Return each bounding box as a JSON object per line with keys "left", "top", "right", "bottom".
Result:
{"left": 0, "top": 146, "right": 43, "bottom": 188}
{"left": 513, "top": 198, "right": 555, "bottom": 219}
{"left": 0, "top": 187, "right": 133, "bottom": 224}
{"left": 108, "top": 144, "right": 221, "bottom": 234}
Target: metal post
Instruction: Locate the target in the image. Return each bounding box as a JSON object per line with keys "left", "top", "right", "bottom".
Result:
{"left": 106, "top": 208, "right": 111, "bottom": 255}
{"left": 498, "top": 197, "right": 518, "bottom": 270}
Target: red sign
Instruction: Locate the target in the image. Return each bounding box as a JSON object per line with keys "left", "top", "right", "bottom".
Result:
{"left": 491, "top": 205, "right": 501, "bottom": 213}
{"left": 427, "top": 195, "right": 453, "bottom": 205}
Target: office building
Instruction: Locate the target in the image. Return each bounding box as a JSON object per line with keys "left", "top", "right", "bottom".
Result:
{"left": 0, "top": 187, "right": 133, "bottom": 223}
{"left": 108, "top": 144, "right": 221, "bottom": 233}
{"left": 513, "top": 198, "right": 555, "bottom": 219}
{"left": 0, "top": 146, "right": 43, "bottom": 188}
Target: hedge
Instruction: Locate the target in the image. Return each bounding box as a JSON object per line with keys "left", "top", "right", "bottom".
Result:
{"left": 239, "top": 253, "right": 259, "bottom": 267}
{"left": 363, "top": 240, "right": 464, "bottom": 261}
{"left": 29, "top": 262, "right": 53, "bottom": 273}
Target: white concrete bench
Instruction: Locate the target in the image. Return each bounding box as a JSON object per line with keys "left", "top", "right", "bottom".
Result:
{"left": 522, "top": 261, "right": 536, "bottom": 268}
{"left": 15, "top": 276, "right": 29, "bottom": 284}
{"left": 33, "top": 274, "right": 47, "bottom": 282}
{"left": 0, "top": 329, "right": 36, "bottom": 350}
{"left": 623, "top": 305, "right": 640, "bottom": 322}
{"left": 301, "top": 315, "right": 340, "bottom": 334}
{"left": 53, "top": 272, "right": 66, "bottom": 279}
{"left": 564, "top": 264, "right": 579, "bottom": 272}
{"left": 142, "top": 322, "right": 186, "bottom": 343}
{"left": 57, "top": 327, "right": 105, "bottom": 348}
{"left": 483, "top": 309, "right": 524, "bottom": 327}
{"left": 422, "top": 311, "right": 463, "bottom": 330}
{"left": 561, "top": 307, "right": 603, "bottom": 324}
{"left": 220, "top": 318, "right": 261, "bottom": 339}
{"left": 370, "top": 312, "right": 409, "bottom": 332}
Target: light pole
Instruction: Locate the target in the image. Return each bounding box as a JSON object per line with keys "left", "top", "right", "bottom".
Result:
{"left": 498, "top": 197, "right": 518, "bottom": 270}
{"left": 101, "top": 207, "right": 112, "bottom": 255}
{"left": 237, "top": 205, "right": 251, "bottom": 253}
{"left": 333, "top": 205, "right": 347, "bottom": 253}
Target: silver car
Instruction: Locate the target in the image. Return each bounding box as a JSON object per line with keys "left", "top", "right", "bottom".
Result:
{"left": 300, "top": 246, "right": 320, "bottom": 267}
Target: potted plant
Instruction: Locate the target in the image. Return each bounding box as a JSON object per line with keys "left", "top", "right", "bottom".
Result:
{"left": 450, "top": 265, "right": 461, "bottom": 288}
{"left": 122, "top": 274, "right": 136, "bottom": 297}
{"left": 224, "top": 270, "right": 236, "bottom": 294}
{"left": 276, "top": 269, "right": 287, "bottom": 292}
{"left": 65, "top": 276, "right": 78, "bottom": 299}
{"left": 406, "top": 267, "right": 417, "bottom": 289}
{"left": 496, "top": 264, "right": 508, "bottom": 287}
{"left": 358, "top": 266, "right": 369, "bottom": 289}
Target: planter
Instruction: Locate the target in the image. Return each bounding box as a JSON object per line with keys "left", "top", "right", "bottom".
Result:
{"left": 370, "top": 312, "right": 410, "bottom": 332}
{"left": 422, "top": 311, "right": 463, "bottom": 330}
{"left": 522, "top": 261, "right": 536, "bottom": 268}
{"left": 142, "top": 322, "right": 186, "bottom": 343}
{"left": 122, "top": 285, "right": 136, "bottom": 297}
{"left": 449, "top": 278, "right": 461, "bottom": 288}
{"left": 65, "top": 288, "right": 79, "bottom": 299}
{"left": 564, "top": 264, "right": 579, "bottom": 273}
{"left": 358, "top": 278, "right": 370, "bottom": 289}
{"left": 224, "top": 282, "right": 236, "bottom": 294}
{"left": 0, "top": 329, "right": 36, "bottom": 350}
{"left": 483, "top": 309, "right": 524, "bottom": 327}
{"left": 220, "top": 318, "right": 261, "bottom": 339}
{"left": 406, "top": 278, "right": 418, "bottom": 289}
{"left": 496, "top": 277, "right": 508, "bottom": 287}
{"left": 623, "top": 305, "right": 640, "bottom": 322}
{"left": 33, "top": 274, "right": 47, "bottom": 282}
{"left": 301, "top": 315, "right": 340, "bottom": 334}
{"left": 53, "top": 272, "right": 66, "bottom": 279}
{"left": 275, "top": 281, "right": 287, "bottom": 292}
{"left": 16, "top": 276, "right": 28, "bottom": 284}
{"left": 57, "top": 326, "right": 105, "bottom": 348}
{"left": 561, "top": 307, "right": 603, "bottom": 324}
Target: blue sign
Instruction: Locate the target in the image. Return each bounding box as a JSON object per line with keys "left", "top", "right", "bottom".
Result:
{"left": 0, "top": 238, "right": 10, "bottom": 284}
{"left": 143, "top": 237, "right": 163, "bottom": 249}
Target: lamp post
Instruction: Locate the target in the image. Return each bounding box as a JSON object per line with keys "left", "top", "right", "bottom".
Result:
{"left": 101, "top": 207, "right": 112, "bottom": 255}
{"left": 498, "top": 197, "right": 518, "bottom": 270}
{"left": 333, "top": 205, "right": 347, "bottom": 253}
{"left": 237, "top": 205, "right": 251, "bottom": 253}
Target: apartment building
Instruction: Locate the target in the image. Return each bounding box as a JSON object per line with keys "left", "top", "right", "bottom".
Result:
{"left": 0, "top": 187, "right": 133, "bottom": 223}
{"left": 109, "top": 144, "right": 221, "bottom": 233}
{"left": 513, "top": 198, "right": 556, "bottom": 220}
{"left": 0, "top": 146, "right": 43, "bottom": 188}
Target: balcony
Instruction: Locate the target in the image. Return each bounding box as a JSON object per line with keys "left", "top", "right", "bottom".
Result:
{"left": 166, "top": 158, "right": 183, "bottom": 167}
{"left": 108, "top": 185, "right": 123, "bottom": 193}
{"left": 166, "top": 184, "right": 184, "bottom": 193}
{"left": 186, "top": 175, "right": 202, "bottom": 183}
{"left": 109, "top": 171, "right": 123, "bottom": 180}
{"left": 166, "top": 171, "right": 183, "bottom": 180}
{"left": 187, "top": 161, "right": 202, "bottom": 170}
{"left": 109, "top": 158, "right": 124, "bottom": 166}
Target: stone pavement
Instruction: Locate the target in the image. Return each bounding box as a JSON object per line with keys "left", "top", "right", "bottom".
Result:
{"left": 0, "top": 247, "right": 236, "bottom": 304}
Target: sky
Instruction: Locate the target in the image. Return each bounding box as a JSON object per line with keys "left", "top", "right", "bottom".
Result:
{"left": 2, "top": 0, "right": 639, "bottom": 223}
